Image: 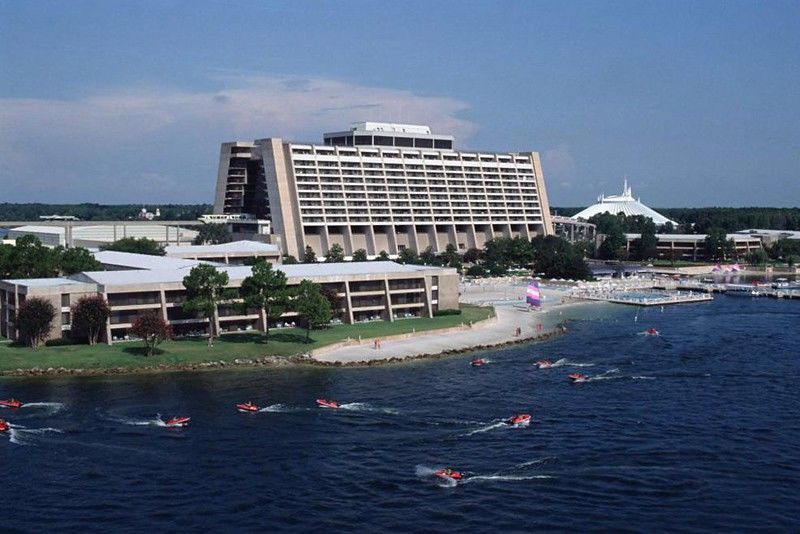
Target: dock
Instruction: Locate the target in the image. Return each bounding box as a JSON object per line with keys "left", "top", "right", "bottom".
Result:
{"left": 673, "top": 282, "right": 800, "bottom": 300}
{"left": 571, "top": 291, "right": 714, "bottom": 307}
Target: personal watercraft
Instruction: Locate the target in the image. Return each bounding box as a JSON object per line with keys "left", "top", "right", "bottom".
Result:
{"left": 434, "top": 468, "right": 463, "bottom": 481}
{"left": 568, "top": 373, "right": 588, "bottom": 383}
{"left": 0, "top": 419, "right": 9, "bottom": 432}
{"left": 316, "top": 399, "right": 340, "bottom": 409}
{"left": 236, "top": 402, "right": 260, "bottom": 413}
{"left": 164, "top": 416, "right": 190, "bottom": 427}
{"left": 470, "top": 358, "right": 487, "bottom": 367}
{"left": 507, "top": 413, "right": 532, "bottom": 426}
{"left": 0, "top": 399, "right": 22, "bottom": 409}
{"left": 536, "top": 360, "right": 553, "bottom": 369}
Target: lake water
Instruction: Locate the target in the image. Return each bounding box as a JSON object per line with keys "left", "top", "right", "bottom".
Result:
{"left": 2, "top": 296, "right": 799, "bottom": 532}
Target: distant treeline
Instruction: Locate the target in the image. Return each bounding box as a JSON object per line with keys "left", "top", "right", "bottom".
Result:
{"left": 552, "top": 207, "right": 800, "bottom": 232}
{"left": 0, "top": 203, "right": 213, "bottom": 222}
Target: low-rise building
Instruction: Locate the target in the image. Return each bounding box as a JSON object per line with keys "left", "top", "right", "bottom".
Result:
{"left": 6, "top": 224, "right": 198, "bottom": 247}
{"left": 624, "top": 233, "right": 762, "bottom": 260}
{"left": 1, "top": 260, "right": 458, "bottom": 345}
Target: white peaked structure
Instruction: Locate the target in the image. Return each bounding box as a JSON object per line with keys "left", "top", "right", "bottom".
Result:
{"left": 572, "top": 182, "right": 677, "bottom": 226}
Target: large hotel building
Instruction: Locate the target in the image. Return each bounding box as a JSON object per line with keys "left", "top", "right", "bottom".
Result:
{"left": 214, "top": 122, "right": 553, "bottom": 258}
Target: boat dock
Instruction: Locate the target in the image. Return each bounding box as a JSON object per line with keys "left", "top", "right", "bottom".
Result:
{"left": 670, "top": 282, "right": 800, "bottom": 300}
{"left": 571, "top": 291, "right": 714, "bottom": 307}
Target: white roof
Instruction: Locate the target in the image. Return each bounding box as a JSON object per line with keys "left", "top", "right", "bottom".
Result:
{"left": 2, "top": 277, "right": 84, "bottom": 288}
{"left": 93, "top": 250, "right": 211, "bottom": 270}
{"left": 625, "top": 233, "right": 763, "bottom": 242}
{"left": 7, "top": 225, "right": 64, "bottom": 235}
{"left": 734, "top": 229, "right": 800, "bottom": 240}
{"left": 164, "top": 240, "right": 280, "bottom": 255}
{"left": 75, "top": 261, "right": 449, "bottom": 287}
{"left": 572, "top": 182, "right": 677, "bottom": 226}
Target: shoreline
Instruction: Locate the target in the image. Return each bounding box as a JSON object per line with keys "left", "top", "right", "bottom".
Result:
{"left": 0, "top": 284, "right": 598, "bottom": 378}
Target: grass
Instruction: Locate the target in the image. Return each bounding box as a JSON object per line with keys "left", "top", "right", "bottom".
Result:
{"left": 0, "top": 304, "right": 493, "bottom": 372}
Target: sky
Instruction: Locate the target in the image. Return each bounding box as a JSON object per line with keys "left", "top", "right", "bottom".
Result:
{"left": 1, "top": 0, "right": 798, "bottom": 208}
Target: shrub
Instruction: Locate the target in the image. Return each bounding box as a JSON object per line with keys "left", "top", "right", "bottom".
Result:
{"left": 433, "top": 309, "right": 462, "bottom": 317}
{"left": 71, "top": 295, "right": 111, "bottom": 345}
{"left": 131, "top": 313, "right": 172, "bottom": 356}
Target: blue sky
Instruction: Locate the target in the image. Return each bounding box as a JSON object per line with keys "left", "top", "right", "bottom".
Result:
{"left": 1, "top": 0, "right": 798, "bottom": 207}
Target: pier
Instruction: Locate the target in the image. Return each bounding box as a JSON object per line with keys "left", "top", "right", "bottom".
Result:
{"left": 673, "top": 282, "right": 800, "bottom": 300}
{"left": 573, "top": 292, "right": 713, "bottom": 307}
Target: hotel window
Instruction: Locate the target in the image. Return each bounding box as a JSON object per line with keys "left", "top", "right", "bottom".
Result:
{"left": 355, "top": 135, "right": 372, "bottom": 145}
{"left": 434, "top": 140, "right": 452, "bottom": 149}
{"left": 414, "top": 138, "right": 433, "bottom": 148}
{"left": 61, "top": 294, "right": 70, "bottom": 307}
{"left": 374, "top": 136, "right": 393, "bottom": 146}
{"left": 394, "top": 136, "right": 413, "bottom": 147}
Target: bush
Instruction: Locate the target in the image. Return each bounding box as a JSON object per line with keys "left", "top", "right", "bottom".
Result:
{"left": 466, "top": 264, "right": 486, "bottom": 277}
{"left": 433, "top": 309, "right": 462, "bottom": 317}
{"left": 45, "top": 336, "right": 81, "bottom": 347}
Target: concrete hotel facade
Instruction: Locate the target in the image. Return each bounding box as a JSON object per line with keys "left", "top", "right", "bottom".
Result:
{"left": 214, "top": 122, "right": 553, "bottom": 259}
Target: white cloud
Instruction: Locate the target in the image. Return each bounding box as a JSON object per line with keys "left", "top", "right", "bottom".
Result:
{"left": 0, "top": 75, "right": 476, "bottom": 202}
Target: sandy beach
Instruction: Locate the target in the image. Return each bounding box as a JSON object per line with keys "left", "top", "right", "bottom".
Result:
{"left": 311, "top": 279, "right": 596, "bottom": 364}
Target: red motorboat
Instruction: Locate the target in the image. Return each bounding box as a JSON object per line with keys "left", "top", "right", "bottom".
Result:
{"left": 471, "top": 358, "right": 487, "bottom": 367}
{"left": 568, "top": 373, "right": 588, "bottom": 383}
{"left": 507, "top": 413, "right": 532, "bottom": 426}
{"left": 536, "top": 360, "right": 553, "bottom": 369}
{"left": 164, "top": 416, "right": 190, "bottom": 427}
{"left": 236, "top": 402, "right": 260, "bottom": 413}
{"left": 434, "top": 468, "right": 463, "bottom": 481}
{"left": 316, "top": 399, "right": 340, "bottom": 409}
{"left": 0, "top": 399, "right": 22, "bottom": 409}
{"left": 0, "top": 419, "right": 9, "bottom": 432}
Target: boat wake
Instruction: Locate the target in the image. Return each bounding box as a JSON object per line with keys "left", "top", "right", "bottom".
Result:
{"left": 465, "top": 421, "right": 507, "bottom": 436}
{"left": 259, "top": 404, "right": 309, "bottom": 413}
{"left": 6, "top": 423, "right": 63, "bottom": 445}
{"left": 337, "top": 402, "right": 400, "bottom": 415}
{"left": 587, "top": 369, "right": 622, "bottom": 381}
{"left": 17, "top": 402, "right": 66, "bottom": 416}
{"left": 550, "top": 358, "right": 595, "bottom": 368}
{"left": 416, "top": 458, "right": 555, "bottom": 487}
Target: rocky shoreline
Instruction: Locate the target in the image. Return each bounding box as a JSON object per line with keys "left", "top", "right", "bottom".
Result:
{"left": 0, "top": 322, "right": 569, "bottom": 378}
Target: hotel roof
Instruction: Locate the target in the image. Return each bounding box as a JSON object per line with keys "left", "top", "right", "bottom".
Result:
{"left": 93, "top": 250, "right": 210, "bottom": 270}
{"left": 68, "top": 261, "right": 450, "bottom": 288}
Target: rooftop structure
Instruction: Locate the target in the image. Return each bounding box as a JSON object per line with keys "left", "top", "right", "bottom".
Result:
{"left": 164, "top": 240, "right": 281, "bottom": 264}
{"left": 214, "top": 123, "right": 553, "bottom": 259}
{"left": 572, "top": 182, "right": 677, "bottom": 226}
{"left": 6, "top": 224, "right": 198, "bottom": 247}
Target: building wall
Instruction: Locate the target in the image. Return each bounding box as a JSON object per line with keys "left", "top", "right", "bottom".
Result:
{"left": 215, "top": 138, "right": 555, "bottom": 258}
{"left": 1, "top": 269, "right": 460, "bottom": 345}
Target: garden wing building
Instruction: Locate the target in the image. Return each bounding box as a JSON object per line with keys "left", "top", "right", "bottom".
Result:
{"left": 1, "top": 259, "right": 458, "bottom": 345}
{"left": 213, "top": 122, "right": 553, "bottom": 259}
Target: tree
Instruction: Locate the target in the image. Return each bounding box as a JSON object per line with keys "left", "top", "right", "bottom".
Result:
{"left": 419, "top": 246, "right": 437, "bottom": 265}
{"left": 325, "top": 243, "right": 345, "bottom": 263}
{"left": 302, "top": 246, "right": 317, "bottom": 263}
{"left": 57, "top": 247, "right": 102, "bottom": 274}
{"left": 321, "top": 286, "right": 343, "bottom": 319}
{"left": 531, "top": 235, "right": 592, "bottom": 280}
{"left": 745, "top": 248, "right": 769, "bottom": 266}
{"left": 131, "top": 312, "right": 172, "bottom": 356}
{"left": 101, "top": 237, "right": 165, "bottom": 256}
{"left": 16, "top": 297, "right": 56, "bottom": 349}
{"left": 182, "top": 264, "right": 233, "bottom": 346}
{"left": 440, "top": 243, "right": 462, "bottom": 269}
{"left": 282, "top": 255, "right": 299, "bottom": 265}
{"left": 294, "top": 280, "right": 332, "bottom": 341}
{"left": 71, "top": 295, "right": 110, "bottom": 345}
{"left": 705, "top": 227, "right": 731, "bottom": 261}
{"left": 462, "top": 247, "right": 482, "bottom": 264}
{"left": 597, "top": 225, "right": 627, "bottom": 260}
{"left": 633, "top": 220, "right": 659, "bottom": 260}
{"left": 398, "top": 248, "right": 419, "bottom": 264}
{"left": 193, "top": 223, "right": 232, "bottom": 245}
{"left": 9, "top": 235, "right": 58, "bottom": 278}
{"left": 239, "top": 260, "right": 288, "bottom": 341}
{"left": 376, "top": 250, "right": 391, "bottom": 261}
{"left": 352, "top": 249, "right": 368, "bottom": 262}
{"left": 466, "top": 264, "right": 486, "bottom": 277}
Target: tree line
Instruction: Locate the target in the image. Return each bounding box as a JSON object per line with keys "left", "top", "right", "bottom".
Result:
{"left": 554, "top": 207, "right": 800, "bottom": 233}
{"left": 0, "top": 203, "right": 212, "bottom": 221}
{"left": 0, "top": 235, "right": 101, "bottom": 278}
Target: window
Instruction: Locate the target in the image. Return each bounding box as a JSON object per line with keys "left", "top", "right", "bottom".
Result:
{"left": 394, "top": 136, "right": 413, "bottom": 147}
{"left": 61, "top": 294, "right": 70, "bottom": 307}
{"left": 355, "top": 135, "right": 372, "bottom": 145}
{"left": 414, "top": 138, "right": 433, "bottom": 148}
{"left": 374, "top": 136, "right": 393, "bottom": 146}
{"left": 434, "top": 140, "right": 452, "bottom": 149}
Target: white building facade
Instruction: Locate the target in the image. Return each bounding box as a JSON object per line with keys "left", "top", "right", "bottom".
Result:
{"left": 214, "top": 122, "right": 553, "bottom": 258}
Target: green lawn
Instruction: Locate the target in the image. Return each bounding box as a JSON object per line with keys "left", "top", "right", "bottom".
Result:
{"left": 0, "top": 304, "right": 493, "bottom": 372}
